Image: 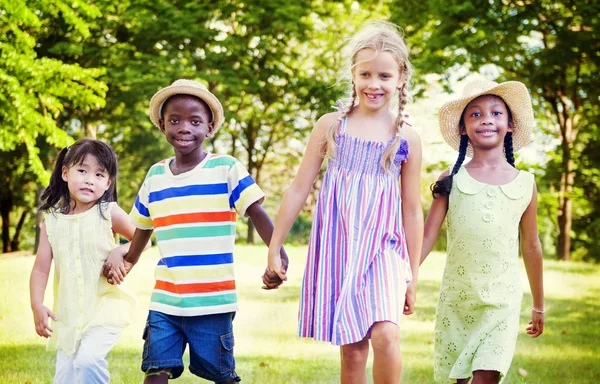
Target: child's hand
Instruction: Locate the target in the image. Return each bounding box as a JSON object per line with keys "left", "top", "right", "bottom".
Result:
{"left": 526, "top": 310, "right": 544, "bottom": 338}
{"left": 32, "top": 303, "right": 55, "bottom": 338}
{"left": 403, "top": 281, "right": 417, "bottom": 315}
{"left": 267, "top": 248, "right": 288, "bottom": 283}
{"left": 263, "top": 248, "right": 290, "bottom": 290}
{"left": 102, "top": 248, "right": 128, "bottom": 285}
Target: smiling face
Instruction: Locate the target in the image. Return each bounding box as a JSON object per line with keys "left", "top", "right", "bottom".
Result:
{"left": 159, "top": 95, "right": 214, "bottom": 163}
{"left": 461, "top": 95, "right": 514, "bottom": 151}
{"left": 352, "top": 48, "right": 403, "bottom": 112}
{"left": 61, "top": 154, "right": 112, "bottom": 213}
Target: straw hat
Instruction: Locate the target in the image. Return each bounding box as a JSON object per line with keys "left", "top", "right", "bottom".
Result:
{"left": 148, "top": 79, "right": 224, "bottom": 132}
{"left": 439, "top": 80, "right": 534, "bottom": 157}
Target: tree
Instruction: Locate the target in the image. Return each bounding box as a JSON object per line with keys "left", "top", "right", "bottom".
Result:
{"left": 391, "top": 0, "right": 600, "bottom": 260}
{"left": 0, "top": 0, "right": 109, "bottom": 252}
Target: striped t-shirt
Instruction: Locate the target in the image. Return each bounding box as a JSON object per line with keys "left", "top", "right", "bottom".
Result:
{"left": 130, "top": 154, "right": 265, "bottom": 316}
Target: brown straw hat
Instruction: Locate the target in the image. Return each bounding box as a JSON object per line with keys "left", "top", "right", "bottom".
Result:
{"left": 148, "top": 79, "right": 224, "bottom": 133}
{"left": 439, "top": 80, "right": 535, "bottom": 157}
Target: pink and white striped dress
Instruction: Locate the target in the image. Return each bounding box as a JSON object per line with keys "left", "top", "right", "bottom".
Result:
{"left": 298, "top": 117, "right": 413, "bottom": 346}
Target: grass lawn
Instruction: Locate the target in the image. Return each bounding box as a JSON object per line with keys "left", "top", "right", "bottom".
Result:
{"left": 1, "top": 245, "right": 599, "bottom": 383}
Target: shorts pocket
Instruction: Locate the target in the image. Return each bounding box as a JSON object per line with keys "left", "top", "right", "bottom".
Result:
{"left": 219, "top": 332, "right": 235, "bottom": 375}
{"left": 142, "top": 321, "right": 151, "bottom": 360}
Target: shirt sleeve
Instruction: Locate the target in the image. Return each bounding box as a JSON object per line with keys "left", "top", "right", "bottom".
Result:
{"left": 227, "top": 159, "right": 265, "bottom": 217}
{"left": 129, "top": 170, "right": 154, "bottom": 230}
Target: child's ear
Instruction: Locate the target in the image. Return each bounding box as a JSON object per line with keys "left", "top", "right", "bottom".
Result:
{"left": 158, "top": 119, "right": 166, "bottom": 134}
{"left": 508, "top": 120, "right": 515, "bottom": 131}
{"left": 61, "top": 166, "right": 68, "bottom": 182}
{"left": 206, "top": 122, "right": 215, "bottom": 137}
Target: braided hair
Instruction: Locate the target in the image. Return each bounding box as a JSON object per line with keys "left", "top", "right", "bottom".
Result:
{"left": 431, "top": 134, "right": 469, "bottom": 197}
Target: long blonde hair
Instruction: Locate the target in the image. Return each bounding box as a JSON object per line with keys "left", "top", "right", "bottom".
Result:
{"left": 325, "top": 21, "right": 412, "bottom": 173}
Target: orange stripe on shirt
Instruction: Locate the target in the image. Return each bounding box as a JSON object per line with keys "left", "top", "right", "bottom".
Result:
{"left": 153, "top": 211, "right": 237, "bottom": 228}
{"left": 154, "top": 280, "right": 236, "bottom": 294}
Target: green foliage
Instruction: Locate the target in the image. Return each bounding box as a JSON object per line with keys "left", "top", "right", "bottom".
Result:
{"left": 392, "top": 0, "right": 600, "bottom": 261}
{"left": 0, "top": 0, "right": 107, "bottom": 184}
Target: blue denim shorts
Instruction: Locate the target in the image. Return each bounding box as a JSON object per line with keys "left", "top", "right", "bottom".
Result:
{"left": 141, "top": 310, "right": 240, "bottom": 382}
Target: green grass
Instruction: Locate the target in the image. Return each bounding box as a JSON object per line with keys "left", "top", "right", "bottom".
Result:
{"left": 1, "top": 246, "right": 599, "bottom": 383}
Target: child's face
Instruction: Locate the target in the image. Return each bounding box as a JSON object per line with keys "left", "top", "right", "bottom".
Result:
{"left": 461, "top": 95, "right": 514, "bottom": 151}
{"left": 61, "top": 154, "right": 112, "bottom": 213}
{"left": 352, "top": 48, "right": 403, "bottom": 112}
{"left": 159, "top": 95, "right": 214, "bottom": 159}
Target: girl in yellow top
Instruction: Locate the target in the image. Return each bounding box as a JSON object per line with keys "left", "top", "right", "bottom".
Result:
{"left": 30, "top": 138, "right": 146, "bottom": 383}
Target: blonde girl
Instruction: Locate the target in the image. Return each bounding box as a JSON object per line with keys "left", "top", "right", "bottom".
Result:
{"left": 267, "top": 21, "right": 423, "bottom": 383}
{"left": 421, "top": 80, "right": 544, "bottom": 384}
{"left": 30, "top": 138, "right": 143, "bottom": 383}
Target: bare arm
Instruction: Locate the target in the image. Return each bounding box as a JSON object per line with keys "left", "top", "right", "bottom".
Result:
{"left": 421, "top": 170, "right": 450, "bottom": 265}
{"left": 246, "top": 202, "right": 289, "bottom": 289}
{"left": 267, "top": 112, "right": 339, "bottom": 278}
{"left": 400, "top": 127, "right": 424, "bottom": 314}
{"left": 520, "top": 181, "right": 544, "bottom": 338}
{"left": 29, "top": 223, "right": 56, "bottom": 338}
{"left": 103, "top": 204, "right": 152, "bottom": 284}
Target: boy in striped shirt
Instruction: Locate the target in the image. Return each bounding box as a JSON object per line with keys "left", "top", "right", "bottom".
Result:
{"left": 103, "top": 79, "right": 287, "bottom": 383}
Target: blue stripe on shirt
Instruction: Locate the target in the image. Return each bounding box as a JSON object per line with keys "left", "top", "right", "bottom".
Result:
{"left": 229, "top": 175, "right": 255, "bottom": 208}
{"left": 134, "top": 196, "right": 150, "bottom": 217}
{"left": 149, "top": 183, "right": 229, "bottom": 203}
{"left": 157, "top": 253, "right": 234, "bottom": 268}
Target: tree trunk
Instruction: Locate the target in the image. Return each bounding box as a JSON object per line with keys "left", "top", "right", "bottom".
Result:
{"left": 10, "top": 209, "right": 28, "bottom": 252}
{"left": 557, "top": 145, "right": 573, "bottom": 261}
{"left": 1, "top": 197, "right": 12, "bottom": 253}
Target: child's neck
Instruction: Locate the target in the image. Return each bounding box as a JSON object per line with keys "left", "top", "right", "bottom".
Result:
{"left": 171, "top": 150, "right": 209, "bottom": 175}
{"left": 67, "top": 200, "right": 98, "bottom": 215}
{"left": 469, "top": 146, "right": 508, "bottom": 169}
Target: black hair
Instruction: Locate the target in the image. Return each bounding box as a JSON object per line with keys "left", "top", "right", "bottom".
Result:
{"left": 160, "top": 94, "right": 213, "bottom": 124}
{"left": 40, "top": 138, "right": 119, "bottom": 217}
{"left": 431, "top": 95, "right": 516, "bottom": 198}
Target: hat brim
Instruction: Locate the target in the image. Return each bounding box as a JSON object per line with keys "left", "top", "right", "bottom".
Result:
{"left": 148, "top": 84, "right": 224, "bottom": 133}
{"left": 439, "top": 81, "right": 534, "bottom": 157}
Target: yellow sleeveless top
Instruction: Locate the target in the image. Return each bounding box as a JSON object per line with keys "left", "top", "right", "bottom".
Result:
{"left": 44, "top": 202, "right": 136, "bottom": 357}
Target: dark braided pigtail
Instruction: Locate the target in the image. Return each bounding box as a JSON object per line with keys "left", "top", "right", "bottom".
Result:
{"left": 431, "top": 134, "right": 469, "bottom": 198}
{"left": 504, "top": 131, "right": 515, "bottom": 167}
{"left": 40, "top": 146, "right": 71, "bottom": 213}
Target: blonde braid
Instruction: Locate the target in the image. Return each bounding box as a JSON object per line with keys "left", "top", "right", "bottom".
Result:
{"left": 380, "top": 83, "right": 407, "bottom": 172}
{"left": 325, "top": 85, "right": 358, "bottom": 159}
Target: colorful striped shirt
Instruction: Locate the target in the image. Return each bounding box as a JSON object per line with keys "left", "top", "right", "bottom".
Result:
{"left": 130, "top": 154, "right": 265, "bottom": 316}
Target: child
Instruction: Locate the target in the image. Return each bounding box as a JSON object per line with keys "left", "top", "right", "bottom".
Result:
{"left": 29, "top": 138, "right": 142, "bottom": 383}
{"left": 421, "top": 80, "right": 545, "bottom": 383}
{"left": 267, "top": 21, "right": 423, "bottom": 383}
{"left": 103, "top": 79, "right": 287, "bottom": 384}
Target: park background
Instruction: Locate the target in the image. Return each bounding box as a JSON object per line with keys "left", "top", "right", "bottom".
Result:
{"left": 0, "top": 0, "right": 598, "bottom": 383}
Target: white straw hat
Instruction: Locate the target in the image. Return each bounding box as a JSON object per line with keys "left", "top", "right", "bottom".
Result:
{"left": 439, "top": 80, "right": 535, "bottom": 157}
{"left": 148, "top": 79, "right": 224, "bottom": 133}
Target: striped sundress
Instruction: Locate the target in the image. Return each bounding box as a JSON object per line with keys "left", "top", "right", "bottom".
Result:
{"left": 298, "top": 117, "right": 413, "bottom": 346}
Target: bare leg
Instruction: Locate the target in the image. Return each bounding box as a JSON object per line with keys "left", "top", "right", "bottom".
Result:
{"left": 144, "top": 370, "right": 170, "bottom": 384}
{"left": 340, "top": 337, "right": 369, "bottom": 384}
{"left": 371, "top": 322, "right": 401, "bottom": 384}
{"left": 471, "top": 370, "right": 500, "bottom": 384}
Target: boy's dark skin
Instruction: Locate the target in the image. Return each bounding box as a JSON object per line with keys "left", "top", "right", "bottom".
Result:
{"left": 102, "top": 94, "right": 287, "bottom": 383}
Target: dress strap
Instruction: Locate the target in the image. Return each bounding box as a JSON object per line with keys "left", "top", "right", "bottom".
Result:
{"left": 337, "top": 116, "right": 348, "bottom": 135}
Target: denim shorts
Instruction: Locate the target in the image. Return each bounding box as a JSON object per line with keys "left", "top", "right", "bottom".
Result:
{"left": 141, "top": 310, "right": 240, "bottom": 382}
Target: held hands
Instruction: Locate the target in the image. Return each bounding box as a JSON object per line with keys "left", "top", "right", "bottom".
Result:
{"left": 526, "top": 310, "right": 545, "bottom": 338}
{"left": 32, "top": 303, "right": 56, "bottom": 338}
{"left": 264, "top": 247, "right": 288, "bottom": 290}
{"left": 403, "top": 281, "right": 417, "bottom": 315}
{"left": 102, "top": 248, "right": 133, "bottom": 285}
